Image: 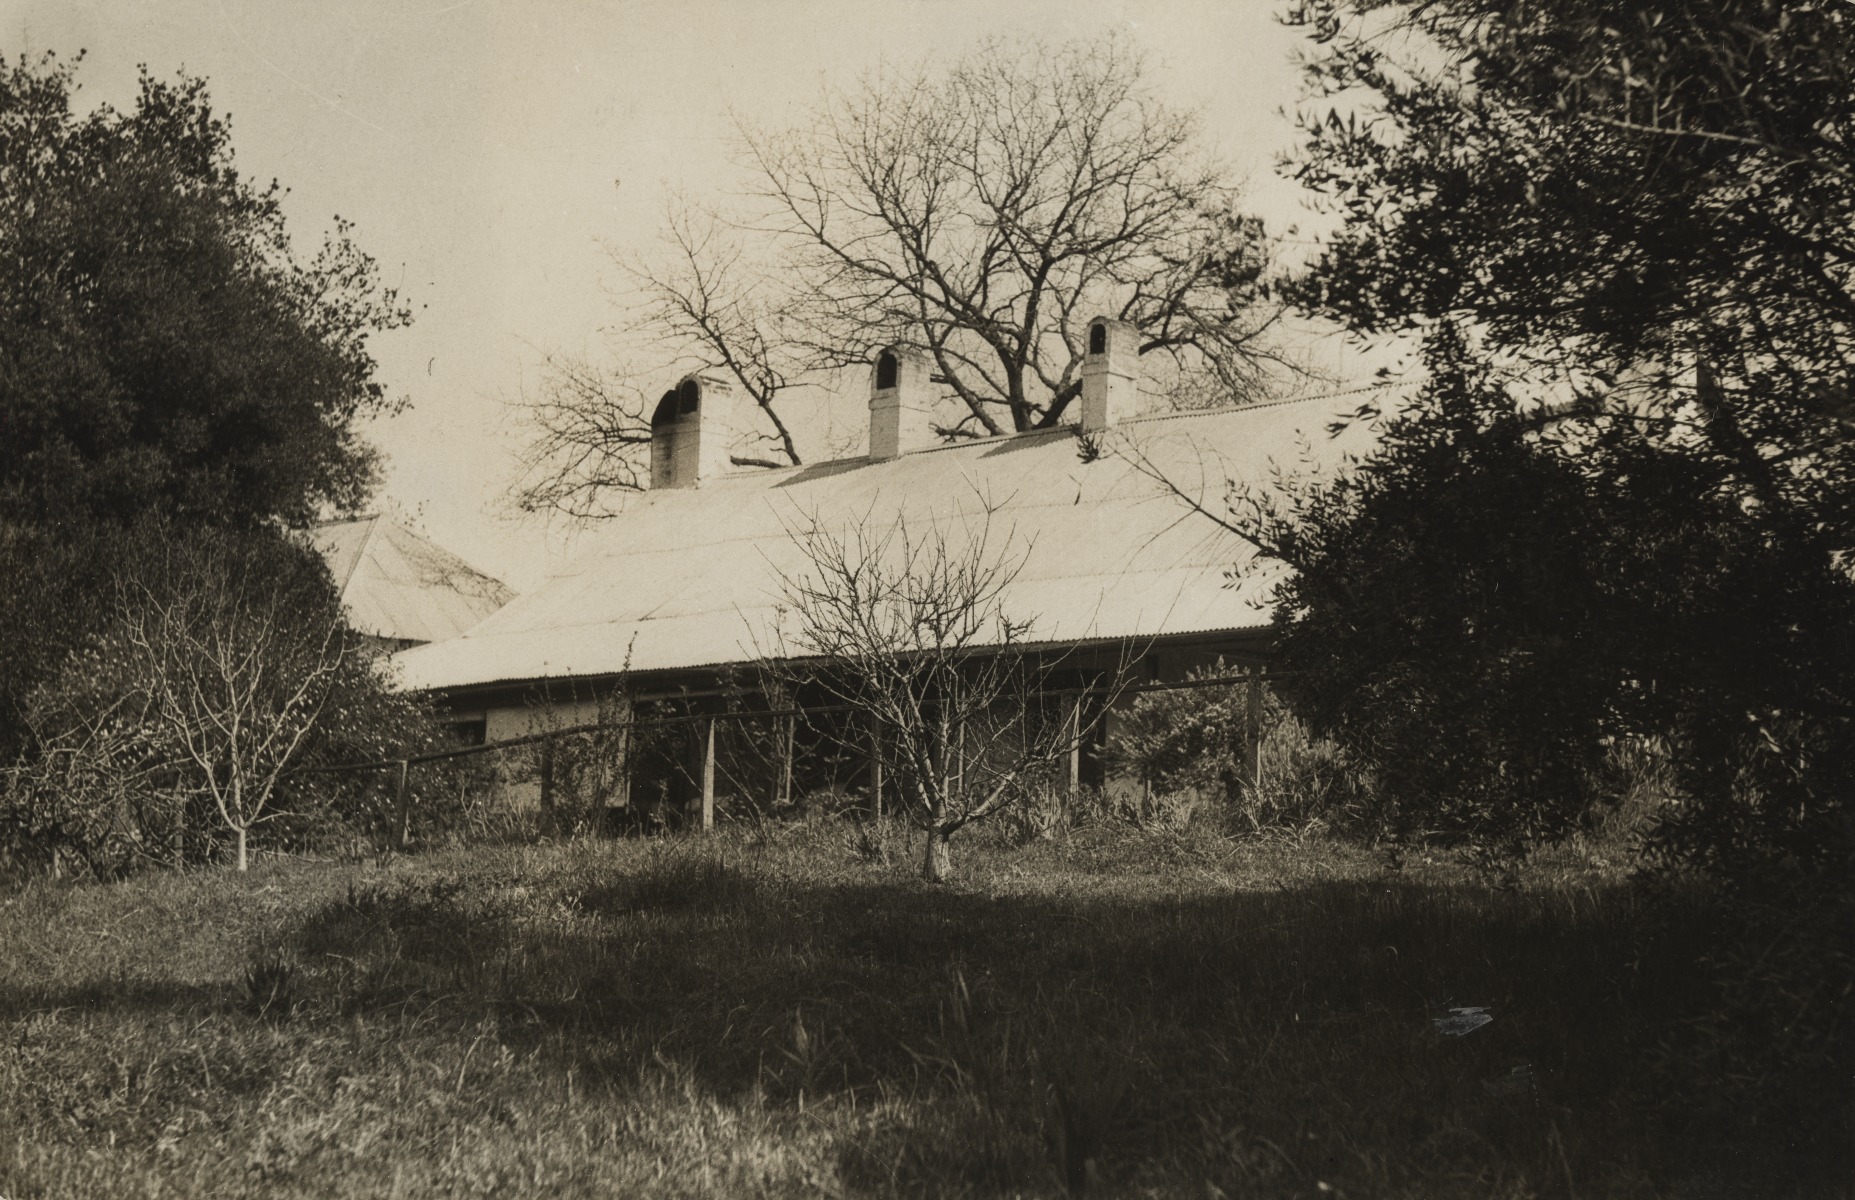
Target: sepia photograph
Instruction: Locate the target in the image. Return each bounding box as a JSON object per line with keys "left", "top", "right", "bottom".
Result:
{"left": 0, "top": 0, "right": 1849, "bottom": 1196}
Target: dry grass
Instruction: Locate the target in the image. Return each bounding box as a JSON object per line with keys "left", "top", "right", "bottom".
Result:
{"left": 0, "top": 817, "right": 1840, "bottom": 1198}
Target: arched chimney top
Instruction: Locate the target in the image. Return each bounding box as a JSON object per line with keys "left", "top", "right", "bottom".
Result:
{"left": 1080, "top": 316, "right": 1140, "bottom": 431}
{"left": 651, "top": 389, "right": 679, "bottom": 428}
{"left": 1086, "top": 316, "right": 1137, "bottom": 362}
{"left": 650, "top": 371, "right": 738, "bottom": 489}
{"left": 868, "top": 346, "right": 934, "bottom": 458}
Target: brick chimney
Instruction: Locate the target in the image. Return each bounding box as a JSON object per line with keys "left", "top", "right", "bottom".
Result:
{"left": 649, "top": 371, "right": 738, "bottom": 489}
{"left": 869, "top": 346, "right": 936, "bottom": 459}
{"left": 1080, "top": 316, "right": 1139, "bottom": 432}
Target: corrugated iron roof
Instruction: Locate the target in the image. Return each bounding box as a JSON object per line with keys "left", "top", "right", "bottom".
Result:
{"left": 309, "top": 516, "right": 516, "bottom": 646}
{"left": 392, "top": 396, "right": 1376, "bottom": 692}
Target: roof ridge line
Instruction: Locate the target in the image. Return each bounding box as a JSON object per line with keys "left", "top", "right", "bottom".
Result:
{"left": 337, "top": 513, "right": 383, "bottom": 600}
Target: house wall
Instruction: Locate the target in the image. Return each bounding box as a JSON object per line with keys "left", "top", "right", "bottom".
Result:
{"left": 430, "top": 631, "right": 1274, "bottom": 827}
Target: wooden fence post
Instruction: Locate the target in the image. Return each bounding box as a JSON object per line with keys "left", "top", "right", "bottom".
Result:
{"left": 779, "top": 713, "right": 795, "bottom": 807}
{"left": 538, "top": 737, "right": 557, "bottom": 831}
{"left": 393, "top": 758, "right": 412, "bottom": 851}
{"left": 700, "top": 717, "right": 716, "bottom": 832}
{"left": 869, "top": 719, "right": 885, "bottom": 858}
{"left": 1065, "top": 692, "right": 1083, "bottom": 798}
{"left": 869, "top": 722, "right": 883, "bottom": 820}
{"left": 613, "top": 721, "right": 631, "bottom": 817}
{"left": 1245, "top": 670, "right": 1265, "bottom": 791}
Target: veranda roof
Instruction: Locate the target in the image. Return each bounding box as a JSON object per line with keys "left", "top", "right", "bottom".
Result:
{"left": 392, "top": 396, "right": 1375, "bottom": 693}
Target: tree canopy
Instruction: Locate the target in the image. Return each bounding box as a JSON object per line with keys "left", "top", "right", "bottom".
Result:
{"left": 1256, "top": 0, "right": 1855, "bottom": 866}
{"left": 0, "top": 53, "right": 408, "bottom": 753}
{"left": 0, "top": 53, "right": 409, "bottom": 530}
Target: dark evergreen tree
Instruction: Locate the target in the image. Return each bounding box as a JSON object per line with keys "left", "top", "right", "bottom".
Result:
{"left": 1255, "top": 1, "right": 1854, "bottom": 869}
{"left": 0, "top": 54, "right": 410, "bottom": 749}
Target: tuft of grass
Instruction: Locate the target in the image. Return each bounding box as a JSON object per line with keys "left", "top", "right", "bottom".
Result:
{"left": 574, "top": 844, "right": 755, "bottom": 914}
{"left": 241, "top": 953, "right": 298, "bottom": 1022}
{"left": 1040, "top": 1046, "right": 1133, "bottom": 1196}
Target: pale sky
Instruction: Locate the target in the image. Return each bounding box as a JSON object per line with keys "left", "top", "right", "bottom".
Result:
{"left": 6, "top": 0, "right": 1344, "bottom": 591}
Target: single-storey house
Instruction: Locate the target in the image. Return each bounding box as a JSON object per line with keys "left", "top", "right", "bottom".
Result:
{"left": 391, "top": 317, "right": 1371, "bottom": 814}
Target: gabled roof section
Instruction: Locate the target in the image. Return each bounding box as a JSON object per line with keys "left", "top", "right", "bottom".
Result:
{"left": 392, "top": 397, "right": 1378, "bottom": 693}
{"left": 309, "top": 516, "right": 516, "bottom": 646}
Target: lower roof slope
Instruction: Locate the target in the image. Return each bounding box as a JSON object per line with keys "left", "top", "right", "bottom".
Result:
{"left": 393, "top": 397, "right": 1372, "bottom": 693}
{"left": 310, "top": 516, "right": 516, "bottom": 646}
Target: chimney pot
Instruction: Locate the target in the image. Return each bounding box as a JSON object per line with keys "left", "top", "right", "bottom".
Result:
{"left": 869, "top": 347, "right": 935, "bottom": 458}
{"left": 649, "top": 371, "right": 738, "bottom": 488}
{"left": 1080, "top": 317, "right": 1139, "bottom": 432}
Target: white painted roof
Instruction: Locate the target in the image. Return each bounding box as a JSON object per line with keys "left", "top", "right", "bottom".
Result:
{"left": 392, "top": 397, "right": 1375, "bottom": 692}
{"left": 310, "top": 516, "right": 516, "bottom": 646}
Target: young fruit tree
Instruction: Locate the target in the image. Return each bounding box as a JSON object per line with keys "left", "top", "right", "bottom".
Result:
{"left": 765, "top": 503, "right": 1111, "bottom": 881}
{"left": 44, "top": 528, "right": 395, "bottom": 872}
{"left": 4, "top": 526, "right": 441, "bottom": 875}
{"left": 117, "top": 534, "right": 357, "bottom": 871}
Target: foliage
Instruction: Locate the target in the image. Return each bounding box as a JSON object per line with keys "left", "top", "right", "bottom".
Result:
{"left": 511, "top": 37, "right": 1295, "bottom": 519}
{"left": 0, "top": 53, "right": 409, "bottom": 748}
{"left": 0, "top": 52, "right": 409, "bottom": 529}
{"left": 1, "top": 526, "right": 441, "bottom": 876}
{"left": 1261, "top": 2, "right": 1855, "bottom": 869}
{"left": 1105, "top": 666, "right": 1258, "bottom": 801}
{"left": 0, "top": 520, "right": 124, "bottom": 759}
{"left": 1285, "top": 0, "right": 1852, "bottom": 436}
{"left": 1104, "top": 664, "right": 1368, "bottom": 836}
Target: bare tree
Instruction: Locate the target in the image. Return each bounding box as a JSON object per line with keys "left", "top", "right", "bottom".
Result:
{"left": 746, "top": 38, "right": 1291, "bottom": 437}
{"left": 508, "top": 353, "right": 656, "bottom": 521}
{"left": 116, "top": 543, "right": 350, "bottom": 871}
{"left": 4, "top": 528, "right": 440, "bottom": 873}
{"left": 512, "top": 37, "right": 1295, "bottom": 522}
{"left": 625, "top": 207, "right": 808, "bottom": 466}
{"left": 509, "top": 212, "right": 810, "bottom": 520}
{"left": 764, "top": 500, "right": 1118, "bottom": 881}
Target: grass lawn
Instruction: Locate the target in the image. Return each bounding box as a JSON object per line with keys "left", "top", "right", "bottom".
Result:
{"left": 0, "top": 818, "right": 1839, "bottom": 1198}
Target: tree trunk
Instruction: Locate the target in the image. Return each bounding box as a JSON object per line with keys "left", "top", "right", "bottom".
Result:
{"left": 922, "top": 826, "right": 953, "bottom": 882}
{"left": 235, "top": 825, "right": 249, "bottom": 872}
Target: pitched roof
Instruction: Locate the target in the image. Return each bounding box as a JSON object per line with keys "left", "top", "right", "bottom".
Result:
{"left": 392, "top": 396, "right": 1375, "bottom": 693}
{"left": 309, "top": 516, "right": 515, "bottom": 646}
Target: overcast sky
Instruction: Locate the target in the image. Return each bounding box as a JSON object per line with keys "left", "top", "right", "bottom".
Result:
{"left": 8, "top": 0, "right": 1343, "bottom": 590}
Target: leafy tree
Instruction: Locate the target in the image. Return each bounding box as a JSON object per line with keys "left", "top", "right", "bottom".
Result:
{"left": 0, "top": 53, "right": 408, "bottom": 526}
{"left": 1286, "top": 0, "right": 1851, "bottom": 435}
{"left": 0, "top": 53, "right": 409, "bottom": 746}
{"left": 1257, "top": 1, "right": 1855, "bottom": 868}
{"left": 513, "top": 38, "right": 1296, "bottom": 519}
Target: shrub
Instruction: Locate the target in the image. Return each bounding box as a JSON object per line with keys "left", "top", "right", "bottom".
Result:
{"left": 1104, "top": 665, "right": 1364, "bottom": 835}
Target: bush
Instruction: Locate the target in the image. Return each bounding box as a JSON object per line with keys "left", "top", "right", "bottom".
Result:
{"left": 0, "top": 721, "right": 182, "bottom": 880}
{"left": 1104, "top": 665, "right": 1364, "bottom": 836}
